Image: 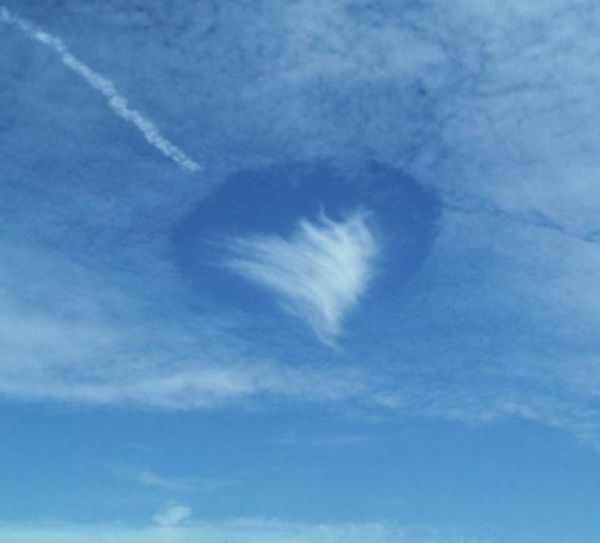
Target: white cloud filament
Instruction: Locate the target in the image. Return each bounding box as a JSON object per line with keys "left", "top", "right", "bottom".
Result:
{"left": 224, "top": 209, "right": 378, "bottom": 344}
{"left": 0, "top": 6, "right": 200, "bottom": 173}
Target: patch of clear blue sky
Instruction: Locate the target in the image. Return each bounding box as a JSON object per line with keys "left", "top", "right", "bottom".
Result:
{"left": 2, "top": 402, "right": 600, "bottom": 543}
{"left": 3, "top": 1, "right": 600, "bottom": 542}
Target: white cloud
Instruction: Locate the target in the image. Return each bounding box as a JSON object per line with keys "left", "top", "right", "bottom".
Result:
{"left": 0, "top": 5, "right": 200, "bottom": 173}
{"left": 407, "top": 0, "right": 600, "bottom": 237}
{"left": 0, "top": 347, "right": 373, "bottom": 409}
{"left": 152, "top": 505, "right": 192, "bottom": 527}
{"left": 137, "top": 471, "right": 195, "bottom": 494}
{"left": 0, "top": 519, "right": 476, "bottom": 543}
{"left": 0, "top": 225, "right": 379, "bottom": 410}
{"left": 4, "top": 0, "right": 600, "bottom": 451}
{"left": 223, "top": 209, "right": 378, "bottom": 344}
{"left": 113, "top": 466, "right": 237, "bottom": 494}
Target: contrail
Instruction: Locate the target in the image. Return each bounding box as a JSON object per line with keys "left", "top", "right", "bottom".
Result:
{"left": 0, "top": 6, "right": 201, "bottom": 173}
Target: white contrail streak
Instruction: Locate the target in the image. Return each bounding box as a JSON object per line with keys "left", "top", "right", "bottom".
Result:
{"left": 0, "top": 6, "right": 201, "bottom": 173}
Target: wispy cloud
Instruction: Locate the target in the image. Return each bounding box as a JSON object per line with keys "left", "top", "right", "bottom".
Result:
{"left": 0, "top": 5, "right": 200, "bottom": 173}
{"left": 274, "top": 432, "right": 371, "bottom": 448}
{"left": 0, "top": 518, "right": 477, "bottom": 543}
{"left": 118, "top": 468, "right": 237, "bottom": 495}
{"left": 223, "top": 209, "right": 378, "bottom": 344}
{"left": 152, "top": 505, "right": 192, "bottom": 527}
{"left": 137, "top": 471, "right": 195, "bottom": 494}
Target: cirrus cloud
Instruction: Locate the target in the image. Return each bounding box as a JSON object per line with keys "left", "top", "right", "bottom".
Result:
{"left": 223, "top": 208, "right": 379, "bottom": 344}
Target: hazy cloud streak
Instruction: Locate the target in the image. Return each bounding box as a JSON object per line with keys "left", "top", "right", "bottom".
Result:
{"left": 0, "top": 5, "right": 200, "bottom": 173}
{"left": 152, "top": 505, "right": 192, "bottom": 527}
{"left": 0, "top": 518, "right": 459, "bottom": 543}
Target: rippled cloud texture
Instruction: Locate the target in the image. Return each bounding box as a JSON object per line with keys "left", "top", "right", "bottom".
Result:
{"left": 2, "top": 1, "right": 600, "bottom": 542}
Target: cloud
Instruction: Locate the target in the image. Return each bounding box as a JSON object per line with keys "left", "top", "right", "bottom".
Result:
{"left": 407, "top": 0, "right": 600, "bottom": 237}
{"left": 0, "top": 518, "right": 478, "bottom": 543}
{"left": 137, "top": 471, "right": 195, "bottom": 494}
{"left": 0, "top": 5, "right": 200, "bottom": 173}
{"left": 274, "top": 432, "right": 371, "bottom": 448}
{"left": 3, "top": 0, "right": 600, "bottom": 453}
{"left": 223, "top": 208, "right": 378, "bottom": 344}
{"left": 124, "top": 469, "right": 238, "bottom": 494}
{"left": 152, "top": 505, "right": 192, "bottom": 527}
{"left": 0, "top": 221, "right": 377, "bottom": 410}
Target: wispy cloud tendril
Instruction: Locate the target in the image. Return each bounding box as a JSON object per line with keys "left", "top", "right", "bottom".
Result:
{"left": 0, "top": 6, "right": 201, "bottom": 173}
{"left": 224, "top": 208, "right": 379, "bottom": 344}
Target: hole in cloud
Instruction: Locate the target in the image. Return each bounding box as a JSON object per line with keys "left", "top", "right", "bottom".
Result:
{"left": 170, "top": 162, "right": 441, "bottom": 342}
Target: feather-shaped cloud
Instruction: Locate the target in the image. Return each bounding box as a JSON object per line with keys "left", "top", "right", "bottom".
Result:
{"left": 223, "top": 209, "right": 378, "bottom": 344}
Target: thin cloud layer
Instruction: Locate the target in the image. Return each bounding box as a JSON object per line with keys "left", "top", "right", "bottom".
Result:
{"left": 0, "top": 519, "right": 471, "bottom": 543}
{"left": 223, "top": 209, "right": 378, "bottom": 344}
{"left": 2, "top": 0, "right": 600, "bottom": 449}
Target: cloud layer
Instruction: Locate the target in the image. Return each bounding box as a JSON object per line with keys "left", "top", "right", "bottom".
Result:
{"left": 0, "top": 519, "right": 474, "bottom": 543}
{"left": 2, "top": 0, "right": 600, "bottom": 451}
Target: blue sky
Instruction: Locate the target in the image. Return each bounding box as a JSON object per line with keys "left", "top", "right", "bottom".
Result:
{"left": 2, "top": 1, "right": 600, "bottom": 541}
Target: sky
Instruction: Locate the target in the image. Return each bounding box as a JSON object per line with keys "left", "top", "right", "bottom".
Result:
{"left": 1, "top": 1, "right": 600, "bottom": 541}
